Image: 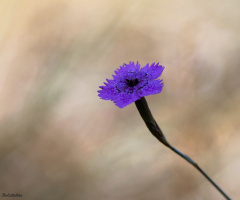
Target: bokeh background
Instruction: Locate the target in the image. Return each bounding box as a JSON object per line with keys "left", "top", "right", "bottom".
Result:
{"left": 0, "top": 0, "right": 240, "bottom": 199}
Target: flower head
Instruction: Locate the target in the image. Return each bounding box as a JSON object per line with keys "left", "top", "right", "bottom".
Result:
{"left": 98, "top": 61, "right": 164, "bottom": 108}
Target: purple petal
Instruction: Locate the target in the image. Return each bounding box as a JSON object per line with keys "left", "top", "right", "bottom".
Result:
{"left": 113, "top": 92, "right": 140, "bottom": 108}
{"left": 140, "top": 63, "right": 164, "bottom": 80}
{"left": 137, "top": 79, "right": 164, "bottom": 97}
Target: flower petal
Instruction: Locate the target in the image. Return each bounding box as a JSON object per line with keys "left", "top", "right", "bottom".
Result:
{"left": 113, "top": 92, "right": 140, "bottom": 108}
{"left": 137, "top": 79, "right": 164, "bottom": 97}
{"left": 140, "top": 63, "right": 164, "bottom": 80}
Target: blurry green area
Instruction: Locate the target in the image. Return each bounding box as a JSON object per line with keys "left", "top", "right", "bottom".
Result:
{"left": 0, "top": 0, "right": 240, "bottom": 199}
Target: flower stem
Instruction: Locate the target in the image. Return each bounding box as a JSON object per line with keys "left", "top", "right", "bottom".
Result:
{"left": 135, "top": 97, "right": 231, "bottom": 200}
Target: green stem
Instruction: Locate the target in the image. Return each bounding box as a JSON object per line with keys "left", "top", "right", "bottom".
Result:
{"left": 135, "top": 97, "right": 231, "bottom": 200}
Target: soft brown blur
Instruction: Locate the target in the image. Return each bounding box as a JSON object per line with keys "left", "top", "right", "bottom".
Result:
{"left": 0, "top": 0, "right": 240, "bottom": 199}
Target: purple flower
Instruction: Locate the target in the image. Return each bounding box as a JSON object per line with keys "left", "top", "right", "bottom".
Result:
{"left": 98, "top": 61, "right": 164, "bottom": 108}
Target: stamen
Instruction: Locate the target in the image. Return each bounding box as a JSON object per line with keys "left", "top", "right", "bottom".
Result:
{"left": 126, "top": 78, "right": 139, "bottom": 87}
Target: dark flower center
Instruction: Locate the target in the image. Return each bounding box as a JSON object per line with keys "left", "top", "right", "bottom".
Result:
{"left": 126, "top": 79, "right": 139, "bottom": 87}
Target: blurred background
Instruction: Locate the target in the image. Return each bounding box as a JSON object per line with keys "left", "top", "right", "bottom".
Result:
{"left": 0, "top": 0, "right": 240, "bottom": 199}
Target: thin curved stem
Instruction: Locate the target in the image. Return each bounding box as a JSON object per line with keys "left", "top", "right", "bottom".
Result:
{"left": 135, "top": 97, "right": 231, "bottom": 200}
{"left": 167, "top": 145, "right": 231, "bottom": 200}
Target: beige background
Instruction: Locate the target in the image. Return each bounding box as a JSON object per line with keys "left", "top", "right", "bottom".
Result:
{"left": 0, "top": 0, "right": 240, "bottom": 199}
